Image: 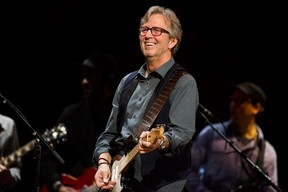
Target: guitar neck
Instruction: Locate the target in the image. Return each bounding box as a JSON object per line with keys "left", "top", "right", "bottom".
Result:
{"left": 119, "top": 143, "right": 140, "bottom": 173}
{"left": 117, "top": 127, "right": 164, "bottom": 173}
{"left": 1, "top": 124, "right": 67, "bottom": 168}
{"left": 1, "top": 139, "right": 36, "bottom": 167}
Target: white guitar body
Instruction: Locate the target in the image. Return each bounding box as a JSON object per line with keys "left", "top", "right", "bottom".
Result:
{"left": 111, "top": 156, "right": 126, "bottom": 192}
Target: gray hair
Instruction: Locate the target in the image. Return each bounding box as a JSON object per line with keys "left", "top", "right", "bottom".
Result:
{"left": 140, "top": 5, "right": 182, "bottom": 56}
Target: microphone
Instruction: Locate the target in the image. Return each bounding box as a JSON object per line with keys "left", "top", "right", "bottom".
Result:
{"left": 0, "top": 92, "right": 7, "bottom": 104}
{"left": 198, "top": 103, "right": 214, "bottom": 117}
{"left": 198, "top": 103, "right": 225, "bottom": 127}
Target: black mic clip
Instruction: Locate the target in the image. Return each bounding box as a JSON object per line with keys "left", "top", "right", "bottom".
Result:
{"left": 198, "top": 103, "right": 214, "bottom": 118}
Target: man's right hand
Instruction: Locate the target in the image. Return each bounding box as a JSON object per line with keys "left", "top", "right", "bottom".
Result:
{"left": 94, "top": 163, "right": 116, "bottom": 190}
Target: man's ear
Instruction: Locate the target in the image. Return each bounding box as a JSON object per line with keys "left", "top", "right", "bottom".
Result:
{"left": 168, "top": 38, "right": 178, "bottom": 49}
{"left": 253, "top": 102, "right": 264, "bottom": 114}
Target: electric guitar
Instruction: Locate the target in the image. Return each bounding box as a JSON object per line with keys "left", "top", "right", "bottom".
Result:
{"left": 110, "top": 126, "right": 164, "bottom": 192}
{"left": 0, "top": 123, "right": 67, "bottom": 167}
{"left": 41, "top": 166, "right": 99, "bottom": 192}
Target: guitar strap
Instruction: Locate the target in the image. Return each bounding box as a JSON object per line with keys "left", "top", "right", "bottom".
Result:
{"left": 256, "top": 138, "right": 265, "bottom": 169}
{"left": 134, "top": 68, "right": 187, "bottom": 137}
{"left": 117, "top": 63, "right": 188, "bottom": 138}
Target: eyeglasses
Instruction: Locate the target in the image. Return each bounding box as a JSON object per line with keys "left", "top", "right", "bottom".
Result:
{"left": 139, "top": 27, "right": 170, "bottom": 36}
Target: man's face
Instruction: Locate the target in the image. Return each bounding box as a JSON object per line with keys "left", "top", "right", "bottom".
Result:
{"left": 139, "top": 14, "right": 177, "bottom": 61}
{"left": 81, "top": 67, "right": 101, "bottom": 98}
{"left": 230, "top": 90, "right": 255, "bottom": 120}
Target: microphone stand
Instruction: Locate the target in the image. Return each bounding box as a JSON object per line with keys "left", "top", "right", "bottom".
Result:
{"left": 198, "top": 103, "right": 282, "bottom": 192}
{"left": 0, "top": 92, "right": 65, "bottom": 192}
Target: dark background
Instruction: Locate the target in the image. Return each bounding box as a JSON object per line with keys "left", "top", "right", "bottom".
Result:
{"left": 1, "top": 0, "right": 287, "bottom": 191}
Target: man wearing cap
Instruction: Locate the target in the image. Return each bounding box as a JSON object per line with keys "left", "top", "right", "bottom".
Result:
{"left": 40, "top": 52, "right": 119, "bottom": 192}
{"left": 185, "top": 82, "right": 278, "bottom": 192}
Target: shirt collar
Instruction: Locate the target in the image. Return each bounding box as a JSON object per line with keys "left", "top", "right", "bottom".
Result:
{"left": 138, "top": 58, "right": 175, "bottom": 79}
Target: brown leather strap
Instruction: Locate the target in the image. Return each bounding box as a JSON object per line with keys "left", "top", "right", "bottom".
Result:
{"left": 134, "top": 69, "right": 187, "bottom": 137}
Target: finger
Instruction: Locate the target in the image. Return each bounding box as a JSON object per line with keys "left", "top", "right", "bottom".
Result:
{"left": 103, "top": 178, "right": 109, "bottom": 184}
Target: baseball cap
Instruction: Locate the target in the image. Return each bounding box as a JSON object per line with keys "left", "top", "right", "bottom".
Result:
{"left": 235, "top": 82, "right": 267, "bottom": 106}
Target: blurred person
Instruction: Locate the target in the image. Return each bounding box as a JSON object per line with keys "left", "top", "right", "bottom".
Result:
{"left": 41, "top": 51, "right": 119, "bottom": 192}
{"left": 0, "top": 113, "right": 21, "bottom": 192}
{"left": 185, "top": 82, "right": 278, "bottom": 192}
{"left": 92, "top": 5, "right": 199, "bottom": 192}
